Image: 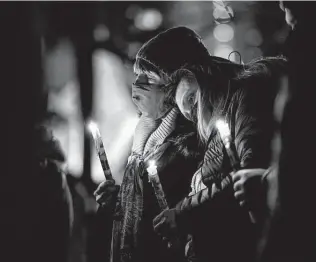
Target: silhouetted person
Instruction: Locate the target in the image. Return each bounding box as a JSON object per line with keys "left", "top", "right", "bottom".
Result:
{"left": 259, "top": 2, "right": 316, "bottom": 262}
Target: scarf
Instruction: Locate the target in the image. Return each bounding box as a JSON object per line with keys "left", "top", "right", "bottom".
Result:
{"left": 111, "top": 108, "right": 179, "bottom": 262}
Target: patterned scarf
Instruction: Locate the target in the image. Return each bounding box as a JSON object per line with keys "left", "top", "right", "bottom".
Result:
{"left": 111, "top": 108, "right": 179, "bottom": 262}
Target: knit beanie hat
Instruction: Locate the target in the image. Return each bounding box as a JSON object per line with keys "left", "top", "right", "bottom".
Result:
{"left": 135, "top": 26, "right": 210, "bottom": 76}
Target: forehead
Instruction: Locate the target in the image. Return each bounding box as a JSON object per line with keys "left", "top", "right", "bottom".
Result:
{"left": 179, "top": 76, "right": 198, "bottom": 90}
{"left": 176, "top": 78, "right": 198, "bottom": 98}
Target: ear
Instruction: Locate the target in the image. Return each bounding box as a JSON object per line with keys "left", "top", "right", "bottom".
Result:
{"left": 175, "top": 77, "right": 199, "bottom": 119}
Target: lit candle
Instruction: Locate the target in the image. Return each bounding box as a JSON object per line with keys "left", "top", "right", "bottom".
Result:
{"left": 87, "top": 120, "right": 113, "bottom": 181}
{"left": 147, "top": 161, "right": 182, "bottom": 248}
{"left": 216, "top": 119, "right": 256, "bottom": 223}
{"left": 146, "top": 160, "right": 169, "bottom": 211}
{"left": 216, "top": 119, "right": 240, "bottom": 172}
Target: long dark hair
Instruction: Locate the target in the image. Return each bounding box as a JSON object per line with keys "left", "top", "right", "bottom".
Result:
{"left": 169, "top": 55, "right": 288, "bottom": 143}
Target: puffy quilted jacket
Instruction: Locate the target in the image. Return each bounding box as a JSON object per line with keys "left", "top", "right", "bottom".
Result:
{"left": 175, "top": 75, "right": 280, "bottom": 262}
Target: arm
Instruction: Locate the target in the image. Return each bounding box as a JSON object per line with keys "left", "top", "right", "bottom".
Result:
{"left": 175, "top": 85, "right": 275, "bottom": 228}
{"left": 174, "top": 175, "right": 233, "bottom": 232}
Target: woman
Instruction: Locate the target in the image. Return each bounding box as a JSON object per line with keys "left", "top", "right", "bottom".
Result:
{"left": 131, "top": 27, "right": 287, "bottom": 262}
{"left": 94, "top": 29, "right": 203, "bottom": 262}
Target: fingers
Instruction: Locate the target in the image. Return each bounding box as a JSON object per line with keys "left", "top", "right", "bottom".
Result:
{"left": 232, "top": 168, "right": 266, "bottom": 182}
{"left": 234, "top": 190, "right": 244, "bottom": 201}
{"left": 95, "top": 185, "right": 118, "bottom": 199}
{"left": 238, "top": 200, "right": 246, "bottom": 207}
{"left": 232, "top": 169, "right": 267, "bottom": 209}
{"left": 231, "top": 169, "right": 247, "bottom": 182}
{"left": 153, "top": 211, "right": 164, "bottom": 227}
{"left": 95, "top": 189, "right": 118, "bottom": 206}
{"left": 233, "top": 190, "right": 246, "bottom": 207}
{"left": 233, "top": 179, "right": 243, "bottom": 192}
{"left": 153, "top": 216, "right": 166, "bottom": 233}
{"left": 95, "top": 185, "right": 119, "bottom": 206}
{"left": 94, "top": 180, "right": 116, "bottom": 196}
{"left": 96, "top": 193, "right": 112, "bottom": 206}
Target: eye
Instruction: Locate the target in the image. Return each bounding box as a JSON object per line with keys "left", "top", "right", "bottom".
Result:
{"left": 187, "top": 94, "right": 196, "bottom": 104}
{"left": 132, "top": 95, "right": 140, "bottom": 101}
{"left": 147, "top": 77, "right": 158, "bottom": 84}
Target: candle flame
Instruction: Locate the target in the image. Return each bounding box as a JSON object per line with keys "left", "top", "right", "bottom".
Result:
{"left": 87, "top": 120, "right": 99, "bottom": 138}
{"left": 147, "top": 160, "right": 158, "bottom": 176}
{"left": 215, "top": 119, "right": 231, "bottom": 139}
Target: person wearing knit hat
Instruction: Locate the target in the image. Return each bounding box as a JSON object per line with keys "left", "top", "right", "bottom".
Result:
{"left": 95, "top": 26, "right": 203, "bottom": 262}
{"left": 135, "top": 26, "right": 210, "bottom": 77}
{"left": 134, "top": 26, "right": 288, "bottom": 262}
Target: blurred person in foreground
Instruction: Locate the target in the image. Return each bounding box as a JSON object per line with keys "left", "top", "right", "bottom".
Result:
{"left": 33, "top": 124, "right": 73, "bottom": 262}
{"left": 255, "top": 2, "right": 316, "bottom": 262}
{"left": 147, "top": 27, "right": 287, "bottom": 262}
{"left": 93, "top": 28, "right": 203, "bottom": 262}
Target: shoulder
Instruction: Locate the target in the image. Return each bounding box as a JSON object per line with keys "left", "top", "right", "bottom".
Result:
{"left": 230, "top": 75, "right": 277, "bottom": 115}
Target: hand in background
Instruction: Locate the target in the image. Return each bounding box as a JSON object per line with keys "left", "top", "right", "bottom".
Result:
{"left": 232, "top": 168, "right": 266, "bottom": 209}
{"left": 94, "top": 180, "right": 120, "bottom": 207}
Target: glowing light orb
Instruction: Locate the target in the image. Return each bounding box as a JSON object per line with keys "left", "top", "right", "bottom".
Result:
{"left": 213, "top": 24, "right": 234, "bottom": 43}
{"left": 93, "top": 24, "right": 110, "bottom": 42}
{"left": 134, "top": 9, "right": 163, "bottom": 31}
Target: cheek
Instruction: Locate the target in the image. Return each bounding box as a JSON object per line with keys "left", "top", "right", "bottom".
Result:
{"left": 175, "top": 91, "right": 189, "bottom": 114}
{"left": 175, "top": 93, "right": 184, "bottom": 113}
{"left": 135, "top": 93, "right": 156, "bottom": 113}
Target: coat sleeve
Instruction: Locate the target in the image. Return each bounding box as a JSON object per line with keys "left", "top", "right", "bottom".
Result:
{"left": 175, "top": 85, "right": 275, "bottom": 231}
{"left": 233, "top": 85, "right": 275, "bottom": 169}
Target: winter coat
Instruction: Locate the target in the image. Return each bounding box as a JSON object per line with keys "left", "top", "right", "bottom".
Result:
{"left": 175, "top": 73, "right": 283, "bottom": 262}
{"left": 111, "top": 108, "right": 202, "bottom": 262}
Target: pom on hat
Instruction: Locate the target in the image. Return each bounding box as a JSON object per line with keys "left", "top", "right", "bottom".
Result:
{"left": 135, "top": 26, "right": 210, "bottom": 76}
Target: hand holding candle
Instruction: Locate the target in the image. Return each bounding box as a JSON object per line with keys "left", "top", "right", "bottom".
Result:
{"left": 216, "top": 119, "right": 256, "bottom": 223}
{"left": 146, "top": 160, "right": 169, "bottom": 211}
{"left": 87, "top": 120, "right": 114, "bottom": 181}
{"left": 147, "top": 160, "right": 182, "bottom": 250}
